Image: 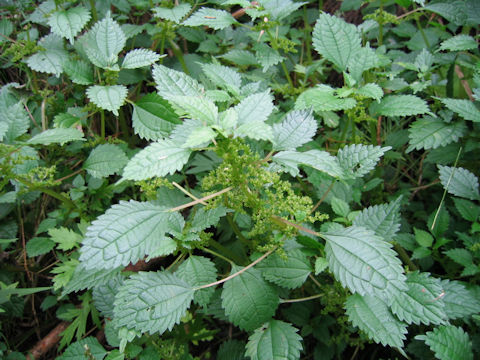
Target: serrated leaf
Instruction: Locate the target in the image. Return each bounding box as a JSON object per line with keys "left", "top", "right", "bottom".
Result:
{"left": 132, "top": 93, "right": 181, "bottom": 141}
{"left": 201, "top": 63, "right": 241, "bottom": 94}
{"left": 1, "top": 102, "right": 30, "bottom": 143}
{"left": 438, "top": 98, "right": 480, "bottom": 122}
{"left": 62, "top": 264, "right": 122, "bottom": 296}
{"left": 234, "top": 121, "right": 273, "bottom": 141}
{"left": 235, "top": 90, "right": 274, "bottom": 126}
{"left": 175, "top": 255, "right": 217, "bottom": 306}
{"left": 168, "top": 95, "right": 218, "bottom": 125}
{"left": 27, "top": 128, "right": 85, "bottom": 146}
{"left": 221, "top": 49, "right": 258, "bottom": 66}
{"left": 183, "top": 8, "right": 237, "bottom": 30}
{"left": 453, "top": 197, "right": 480, "bottom": 222}
{"left": 337, "top": 144, "right": 391, "bottom": 179}
{"left": 356, "top": 83, "right": 383, "bottom": 102}
{"left": 253, "top": 43, "right": 285, "bottom": 72}
{"left": 152, "top": 64, "right": 204, "bottom": 99}
{"left": 122, "top": 49, "right": 161, "bottom": 69}
{"left": 79, "top": 200, "right": 182, "bottom": 269}
{"left": 345, "top": 293, "right": 407, "bottom": 352}
{"left": 407, "top": 118, "right": 466, "bottom": 152}
{"left": 440, "top": 279, "right": 480, "bottom": 319}
{"left": 48, "top": 6, "right": 90, "bottom": 44}
{"left": 86, "top": 85, "right": 127, "bottom": 116}
{"left": 315, "top": 257, "right": 328, "bottom": 275}
{"left": 0, "top": 19, "right": 13, "bottom": 44}
{"left": 272, "top": 109, "right": 317, "bottom": 151}
{"left": 114, "top": 271, "right": 194, "bottom": 335}
{"left": 84, "top": 144, "right": 128, "bottom": 178}
{"left": 372, "top": 95, "right": 430, "bottom": 117}
{"left": 257, "top": 249, "right": 311, "bottom": 289}
{"left": 444, "top": 249, "right": 478, "bottom": 276}
{"left": 347, "top": 46, "right": 381, "bottom": 82}
{"left": 245, "top": 320, "right": 302, "bottom": 360}
{"left": 63, "top": 58, "right": 93, "bottom": 85}
{"left": 48, "top": 227, "right": 82, "bottom": 251}
{"left": 353, "top": 196, "right": 402, "bottom": 240}
{"left": 295, "top": 86, "right": 357, "bottom": 112}
{"left": 57, "top": 337, "right": 106, "bottom": 360}
{"left": 331, "top": 197, "right": 350, "bottom": 217}
{"left": 425, "top": 1, "right": 470, "bottom": 26}
{"left": 122, "top": 139, "right": 191, "bottom": 180}
{"left": 390, "top": 271, "right": 447, "bottom": 325}
{"left": 323, "top": 226, "right": 407, "bottom": 300}
{"left": 416, "top": 325, "right": 473, "bottom": 360}
{"left": 438, "top": 165, "right": 480, "bottom": 200}
{"left": 272, "top": 150, "right": 344, "bottom": 178}
{"left": 25, "top": 34, "right": 68, "bottom": 76}
{"left": 191, "top": 206, "right": 228, "bottom": 232}
{"left": 439, "top": 34, "right": 478, "bottom": 52}
{"left": 184, "top": 126, "right": 217, "bottom": 148}
{"left": 221, "top": 265, "right": 279, "bottom": 331}
{"left": 153, "top": 4, "right": 192, "bottom": 23}
{"left": 26, "top": 237, "right": 55, "bottom": 257}
{"left": 92, "top": 273, "right": 124, "bottom": 318}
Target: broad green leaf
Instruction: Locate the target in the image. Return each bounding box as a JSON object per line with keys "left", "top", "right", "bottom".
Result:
{"left": 122, "top": 139, "right": 191, "bottom": 180}
{"left": 390, "top": 271, "right": 447, "bottom": 325}
{"left": 92, "top": 274, "right": 124, "bottom": 318}
{"left": 132, "top": 93, "right": 181, "bottom": 141}
{"left": 1, "top": 102, "right": 30, "bottom": 143}
{"left": 168, "top": 95, "right": 218, "bottom": 125}
{"left": 323, "top": 226, "right": 407, "bottom": 299}
{"left": 25, "top": 34, "right": 68, "bottom": 76}
{"left": 355, "top": 83, "right": 383, "bottom": 102}
{"left": 295, "top": 86, "right": 357, "bottom": 112}
{"left": 345, "top": 293, "right": 407, "bottom": 353}
{"left": 235, "top": 90, "right": 274, "bottom": 125}
{"left": 48, "top": 6, "right": 91, "bottom": 44}
{"left": 234, "top": 121, "right": 273, "bottom": 141}
{"left": 272, "top": 109, "right": 317, "bottom": 151}
{"left": 416, "top": 325, "right": 473, "bottom": 360}
{"left": 312, "top": 13, "right": 361, "bottom": 71}
{"left": 425, "top": 1, "right": 470, "bottom": 26}
{"left": 201, "top": 63, "right": 241, "bottom": 94}
{"left": 315, "top": 257, "right": 328, "bottom": 275}
{"left": 83, "top": 144, "right": 128, "bottom": 178}
{"left": 261, "top": 0, "right": 307, "bottom": 21}
{"left": 272, "top": 150, "right": 344, "bottom": 178}
{"left": 27, "top": 128, "right": 85, "bottom": 145}
{"left": 331, "top": 197, "right": 350, "bottom": 217}
{"left": 257, "top": 249, "right": 311, "bottom": 289}
{"left": 175, "top": 255, "right": 217, "bottom": 306}
{"left": 221, "top": 49, "right": 258, "bottom": 66}
{"left": 353, "top": 196, "right": 402, "bottom": 240}
{"left": 414, "top": 228, "right": 433, "bottom": 248}
{"left": 439, "top": 34, "right": 478, "bottom": 51}
{"left": 121, "top": 49, "right": 161, "bottom": 69}
{"left": 222, "top": 265, "right": 279, "bottom": 331}
{"left": 245, "top": 320, "right": 302, "bottom": 360}
{"left": 407, "top": 118, "right": 466, "bottom": 152}
{"left": 440, "top": 279, "right": 480, "bottom": 319}
{"left": 253, "top": 43, "right": 285, "bottom": 72}
{"left": 217, "top": 340, "right": 247, "bottom": 360}
{"left": 445, "top": 249, "right": 479, "bottom": 276}
{"left": 153, "top": 4, "right": 192, "bottom": 23}
{"left": 114, "top": 271, "right": 194, "bottom": 335}
{"left": 372, "top": 95, "right": 430, "bottom": 117}
{"left": 86, "top": 85, "right": 127, "bottom": 116}
{"left": 438, "top": 98, "right": 480, "bottom": 122}
{"left": 62, "top": 265, "right": 122, "bottom": 296}
{"left": 57, "top": 337, "right": 106, "bottom": 360}
{"left": 63, "top": 58, "right": 93, "bottom": 85}
{"left": 183, "top": 8, "right": 237, "bottom": 30}
{"left": 453, "top": 197, "right": 480, "bottom": 222}
{"left": 152, "top": 64, "right": 204, "bottom": 99}
{"left": 79, "top": 200, "right": 182, "bottom": 269}
{"left": 0, "top": 122, "right": 8, "bottom": 141}
{"left": 206, "top": 90, "right": 231, "bottom": 103}
{"left": 0, "top": 19, "right": 13, "bottom": 44}
{"left": 191, "top": 206, "right": 228, "bottom": 232}
{"left": 184, "top": 127, "right": 217, "bottom": 148}
{"left": 336, "top": 144, "right": 391, "bottom": 179}
{"left": 26, "top": 237, "right": 55, "bottom": 257}
{"left": 438, "top": 165, "right": 480, "bottom": 200}
{"left": 48, "top": 227, "right": 82, "bottom": 251}
{"left": 347, "top": 46, "right": 381, "bottom": 82}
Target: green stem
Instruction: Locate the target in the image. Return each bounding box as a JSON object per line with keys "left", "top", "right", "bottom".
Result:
{"left": 89, "top": 0, "right": 98, "bottom": 22}
{"left": 159, "top": 27, "right": 167, "bottom": 64}
{"left": 168, "top": 39, "right": 189, "bottom": 75}
{"left": 226, "top": 213, "right": 250, "bottom": 247}
{"left": 16, "top": 178, "right": 78, "bottom": 211}
{"left": 267, "top": 29, "right": 294, "bottom": 89}
{"left": 118, "top": 107, "right": 130, "bottom": 143}
{"left": 394, "top": 243, "right": 418, "bottom": 271}
{"left": 100, "top": 109, "right": 105, "bottom": 139}
{"left": 280, "top": 293, "right": 323, "bottom": 303}
{"left": 209, "top": 239, "right": 245, "bottom": 265}
{"left": 201, "top": 247, "right": 233, "bottom": 265}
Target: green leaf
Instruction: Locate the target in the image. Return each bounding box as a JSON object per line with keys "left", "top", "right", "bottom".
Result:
{"left": 257, "top": 249, "right": 311, "bottom": 289}
{"left": 437, "top": 98, "right": 480, "bottom": 122}
{"left": 153, "top": 4, "right": 192, "bottom": 23}
{"left": 295, "top": 86, "right": 357, "bottom": 112}
{"left": 336, "top": 144, "right": 391, "bottom": 179}
{"left": 272, "top": 109, "right": 317, "bottom": 151}
{"left": 453, "top": 197, "right": 480, "bottom": 222}
{"left": 345, "top": 293, "right": 407, "bottom": 353}
{"left": 121, "top": 49, "right": 161, "bottom": 69}
{"left": 82, "top": 13, "right": 126, "bottom": 69}
{"left": 0, "top": 122, "right": 8, "bottom": 141}
{"left": 414, "top": 228, "right": 434, "bottom": 248}
{"left": 131, "top": 93, "right": 181, "bottom": 141}
{"left": 217, "top": 340, "right": 247, "bottom": 360}
{"left": 372, "top": 95, "right": 430, "bottom": 117}
{"left": 184, "top": 127, "right": 217, "bottom": 148}
{"left": 57, "top": 337, "right": 106, "bottom": 360}
{"left": 0, "top": 102, "right": 30, "bottom": 143}
{"left": 425, "top": 1, "right": 470, "bottom": 26}
{"left": 390, "top": 271, "right": 447, "bottom": 325}
{"left": 323, "top": 226, "right": 407, "bottom": 300}
{"left": 63, "top": 58, "right": 94, "bottom": 85}
{"left": 439, "top": 34, "right": 478, "bottom": 52}
{"left": 444, "top": 249, "right": 479, "bottom": 276}
{"left": 114, "top": 271, "right": 194, "bottom": 335}
{"left": 79, "top": 200, "right": 182, "bottom": 269}
{"left": 122, "top": 139, "right": 192, "bottom": 180}
{"left": 183, "top": 8, "right": 237, "bottom": 30}
{"left": 440, "top": 279, "right": 480, "bottom": 319}
{"left": 222, "top": 265, "right": 279, "bottom": 331}
{"left": 191, "top": 206, "right": 228, "bottom": 232}
{"left": 235, "top": 90, "right": 274, "bottom": 126}
{"left": 48, "top": 6, "right": 91, "bottom": 44}
{"left": 84, "top": 144, "right": 128, "bottom": 178}
{"left": 416, "top": 325, "right": 473, "bottom": 360}
{"left": 407, "top": 118, "right": 466, "bottom": 152}
{"left": 92, "top": 274, "right": 124, "bottom": 318}
{"left": 355, "top": 83, "right": 383, "bottom": 102}
{"left": 175, "top": 255, "right": 217, "bottom": 306}
{"left": 25, "top": 34, "right": 68, "bottom": 76}
{"left": 253, "top": 43, "right": 285, "bottom": 72}
{"left": 27, "top": 128, "right": 85, "bottom": 145}
{"left": 48, "top": 227, "right": 82, "bottom": 251}
{"left": 26, "top": 237, "right": 55, "bottom": 257}
{"left": 347, "top": 46, "right": 381, "bottom": 82}
{"left": 272, "top": 150, "right": 344, "bottom": 178}
{"left": 315, "top": 257, "right": 328, "bottom": 275}
{"left": 331, "top": 197, "right": 350, "bottom": 217}
{"left": 152, "top": 64, "right": 204, "bottom": 99}
{"left": 201, "top": 63, "right": 241, "bottom": 94}
{"left": 168, "top": 95, "right": 218, "bottom": 125}
{"left": 221, "top": 49, "right": 258, "bottom": 66}
{"left": 86, "top": 85, "right": 127, "bottom": 116}
{"left": 0, "top": 19, "right": 13, "bottom": 44}
{"left": 438, "top": 165, "right": 480, "bottom": 200}
{"left": 245, "top": 320, "right": 302, "bottom": 360}
{"left": 352, "top": 196, "right": 402, "bottom": 240}
{"left": 312, "top": 13, "right": 361, "bottom": 71}
{"left": 62, "top": 265, "right": 122, "bottom": 296}
{"left": 234, "top": 120, "right": 273, "bottom": 141}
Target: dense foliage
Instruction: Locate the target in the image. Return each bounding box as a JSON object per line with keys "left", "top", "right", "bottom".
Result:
{"left": 0, "top": 0, "right": 479, "bottom": 359}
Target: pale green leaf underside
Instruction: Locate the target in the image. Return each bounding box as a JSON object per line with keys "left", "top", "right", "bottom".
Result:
{"left": 0, "top": 102, "right": 30, "bottom": 143}
{"left": 201, "top": 63, "right": 242, "bottom": 94}
{"left": 153, "top": 64, "right": 204, "bottom": 99}
{"left": 27, "top": 128, "right": 85, "bottom": 145}
{"left": 222, "top": 266, "right": 279, "bottom": 331}
{"left": 26, "top": 34, "right": 68, "bottom": 76}
{"left": 439, "top": 34, "right": 478, "bottom": 52}
{"left": 373, "top": 95, "right": 430, "bottom": 117}
{"left": 407, "top": 118, "right": 466, "bottom": 152}
{"left": 440, "top": 279, "right": 480, "bottom": 319}
{"left": 57, "top": 337, "right": 106, "bottom": 360}
{"left": 337, "top": 144, "right": 391, "bottom": 179}
{"left": 191, "top": 206, "right": 229, "bottom": 232}
{"left": 122, "top": 139, "right": 192, "bottom": 180}
{"left": 122, "top": 48, "right": 161, "bottom": 69}
{"left": 83, "top": 143, "right": 128, "bottom": 178}
{"left": 86, "top": 85, "right": 127, "bottom": 116}
{"left": 438, "top": 98, "right": 480, "bottom": 122}
{"left": 356, "top": 83, "right": 383, "bottom": 102}
{"left": 272, "top": 109, "right": 317, "bottom": 151}
{"left": 438, "top": 165, "right": 480, "bottom": 200}
{"left": 92, "top": 274, "right": 124, "bottom": 318}
{"left": 63, "top": 58, "right": 93, "bottom": 85}
{"left": 324, "top": 226, "right": 407, "bottom": 299}
{"left": 272, "top": 149, "right": 344, "bottom": 178}
{"left": 296, "top": 86, "right": 357, "bottom": 112}
{"left": 48, "top": 6, "right": 91, "bottom": 44}
{"left": 168, "top": 95, "right": 218, "bottom": 125}
{"left": 345, "top": 293, "right": 407, "bottom": 351}
{"left": 62, "top": 264, "right": 122, "bottom": 296}
{"left": 234, "top": 121, "right": 273, "bottom": 141}
{"left": 114, "top": 271, "right": 194, "bottom": 335}
{"left": 183, "top": 8, "right": 237, "bottom": 30}
{"left": 235, "top": 90, "right": 274, "bottom": 126}
{"left": 416, "top": 325, "right": 473, "bottom": 360}
{"left": 254, "top": 43, "right": 285, "bottom": 72}
{"left": 246, "top": 320, "right": 303, "bottom": 360}
{"left": 153, "top": 4, "right": 192, "bottom": 23}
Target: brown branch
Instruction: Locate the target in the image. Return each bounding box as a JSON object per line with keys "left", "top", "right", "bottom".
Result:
{"left": 376, "top": 116, "right": 382, "bottom": 145}
{"left": 26, "top": 322, "right": 70, "bottom": 360}
{"left": 455, "top": 65, "right": 474, "bottom": 101}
